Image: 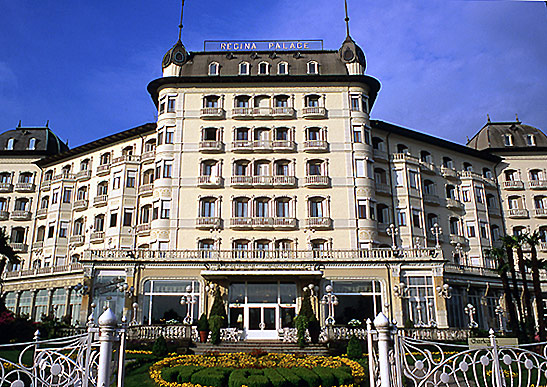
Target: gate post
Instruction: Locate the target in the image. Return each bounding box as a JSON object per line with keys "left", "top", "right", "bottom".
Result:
{"left": 97, "top": 308, "right": 117, "bottom": 387}
{"left": 374, "top": 312, "right": 393, "bottom": 387}
{"left": 366, "top": 319, "right": 376, "bottom": 387}
{"left": 489, "top": 328, "right": 504, "bottom": 387}
{"left": 117, "top": 315, "right": 128, "bottom": 387}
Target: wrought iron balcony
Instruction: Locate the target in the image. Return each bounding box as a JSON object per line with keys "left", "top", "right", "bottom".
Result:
{"left": 302, "top": 107, "right": 327, "bottom": 119}
{"left": 200, "top": 107, "right": 225, "bottom": 120}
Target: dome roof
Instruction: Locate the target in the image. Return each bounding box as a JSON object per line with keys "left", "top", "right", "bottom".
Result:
{"left": 162, "top": 40, "right": 190, "bottom": 69}
{"left": 338, "top": 35, "right": 366, "bottom": 70}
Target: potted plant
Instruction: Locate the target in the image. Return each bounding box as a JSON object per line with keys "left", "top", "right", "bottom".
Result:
{"left": 196, "top": 313, "right": 209, "bottom": 343}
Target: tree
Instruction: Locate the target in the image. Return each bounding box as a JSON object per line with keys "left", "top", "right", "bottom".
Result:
{"left": 524, "top": 231, "right": 546, "bottom": 340}
{"left": 515, "top": 234, "right": 535, "bottom": 338}
{"left": 502, "top": 235, "right": 525, "bottom": 332}
{"left": 487, "top": 248, "right": 520, "bottom": 335}
{"left": 209, "top": 287, "right": 227, "bottom": 328}
{"left": 0, "top": 228, "right": 20, "bottom": 312}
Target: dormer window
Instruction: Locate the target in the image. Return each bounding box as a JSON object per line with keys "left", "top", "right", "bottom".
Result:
{"left": 503, "top": 134, "right": 513, "bottom": 146}
{"left": 208, "top": 62, "right": 219, "bottom": 76}
{"left": 258, "top": 62, "right": 269, "bottom": 75}
{"left": 28, "top": 138, "right": 36, "bottom": 150}
{"left": 526, "top": 134, "right": 536, "bottom": 146}
{"left": 278, "top": 62, "right": 288, "bottom": 75}
{"left": 307, "top": 61, "right": 319, "bottom": 74}
{"left": 239, "top": 62, "right": 250, "bottom": 75}
{"left": 5, "top": 138, "right": 14, "bottom": 150}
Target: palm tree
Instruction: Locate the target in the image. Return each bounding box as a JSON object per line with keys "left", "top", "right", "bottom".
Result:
{"left": 515, "top": 234, "right": 535, "bottom": 337}
{"left": 502, "top": 235, "right": 524, "bottom": 328}
{"left": 488, "top": 247, "right": 520, "bottom": 335}
{"left": 0, "top": 228, "right": 20, "bottom": 312}
{"left": 524, "top": 231, "right": 546, "bottom": 340}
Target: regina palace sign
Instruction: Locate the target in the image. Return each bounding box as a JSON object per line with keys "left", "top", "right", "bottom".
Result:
{"left": 204, "top": 40, "right": 324, "bottom": 51}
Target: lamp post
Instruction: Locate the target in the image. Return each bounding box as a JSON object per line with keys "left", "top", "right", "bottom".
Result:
{"left": 454, "top": 243, "right": 464, "bottom": 265}
{"left": 495, "top": 305, "right": 505, "bottom": 333}
{"left": 393, "top": 282, "right": 407, "bottom": 298}
{"left": 180, "top": 285, "right": 196, "bottom": 325}
{"left": 430, "top": 223, "right": 443, "bottom": 249}
{"left": 386, "top": 224, "right": 399, "bottom": 250}
{"left": 436, "top": 283, "right": 452, "bottom": 299}
{"left": 464, "top": 303, "right": 478, "bottom": 329}
{"left": 427, "top": 299, "right": 437, "bottom": 327}
{"left": 415, "top": 299, "right": 424, "bottom": 327}
{"left": 320, "top": 285, "right": 339, "bottom": 326}
{"left": 131, "top": 302, "right": 139, "bottom": 325}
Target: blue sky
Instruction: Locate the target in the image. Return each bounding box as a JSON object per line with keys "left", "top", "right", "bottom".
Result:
{"left": 0, "top": 0, "right": 546, "bottom": 147}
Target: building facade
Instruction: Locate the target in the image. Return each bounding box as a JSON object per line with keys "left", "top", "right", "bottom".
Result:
{"left": 1, "top": 30, "right": 546, "bottom": 338}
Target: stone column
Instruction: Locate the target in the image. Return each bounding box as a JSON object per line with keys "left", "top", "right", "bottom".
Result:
{"left": 432, "top": 265, "right": 449, "bottom": 328}
{"left": 29, "top": 289, "right": 38, "bottom": 321}
{"left": 64, "top": 286, "right": 73, "bottom": 321}
{"left": 46, "top": 288, "right": 55, "bottom": 317}
{"left": 390, "top": 265, "right": 404, "bottom": 327}
{"left": 14, "top": 290, "right": 22, "bottom": 315}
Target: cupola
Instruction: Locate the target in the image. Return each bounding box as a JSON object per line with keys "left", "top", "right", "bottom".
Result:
{"left": 338, "top": 0, "right": 366, "bottom": 75}
{"left": 161, "top": 2, "right": 189, "bottom": 77}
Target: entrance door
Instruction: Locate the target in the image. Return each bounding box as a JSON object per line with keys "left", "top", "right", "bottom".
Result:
{"left": 247, "top": 306, "right": 277, "bottom": 340}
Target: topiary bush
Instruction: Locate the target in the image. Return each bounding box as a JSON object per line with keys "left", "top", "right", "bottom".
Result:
{"left": 210, "top": 288, "right": 228, "bottom": 328}
{"left": 276, "top": 368, "right": 303, "bottom": 387}
{"left": 291, "top": 367, "right": 320, "bottom": 387}
{"left": 263, "top": 368, "right": 291, "bottom": 387}
{"left": 209, "top": 315, "right": 225, "bottom": 345}
{"left": 177, "top": 366, "right": 203, "bottom": 383}
{"left": 191, "top": 367, "right": 231, "bottom": 387}
{"left": 331, "top": 368, "right": 354, "bottom": 385}
{"left": 152, "top": 335, "right": 168, "bottom": 357}
{"left": 346, "top": 335, "right": 363, "bottom": 359}
{"left": 311, "top": 367, "right": 337, "bottom": 387}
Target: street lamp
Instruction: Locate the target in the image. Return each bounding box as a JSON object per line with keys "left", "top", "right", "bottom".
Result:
{"left": 386, "top": 224, "right": 399, "bottom": 250}
{"left": 131, "top": 302, "right": 139, "bottom": 325}
{"left": 320, "top": 285, "right": 339, "bottom": 325}
{"left": 393, "top": 282, "right": 407, "bottom": 298}
{"left": 495, "top": 305, "right": 505, "bottom": 332}
{"left": 415, "top": 299, "right": 425, "bottom": 327}
{"left": 427, "top": 300, "right": 437, "bottom": 327}
{"left": 454, "top": 243, "right": 464, "bottom": 265}
{"left": 430, "top": 223, "right": 443, "bottom": 249}
{"left": 180, "top": 285, "right": 196, "bottom": 324}
{"left": 436, "top": 283, "right": 452, "bottom": 299}
{"left": 464, "top": 303, "right": 478, "bottom": 329}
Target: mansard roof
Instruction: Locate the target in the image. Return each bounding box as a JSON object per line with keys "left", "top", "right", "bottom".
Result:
{"left": 467, "top": 120, "right": 547, "bottom": 151}
{"left": 0, "top": 126, "right": 69, "bottom": 157}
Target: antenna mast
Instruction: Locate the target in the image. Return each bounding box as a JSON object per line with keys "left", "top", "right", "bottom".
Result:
{"left": 344, "top": 0, "right": 351, "bottom": 37}
{"left": 178, "top": 0, "right": 185, "bottom": 42}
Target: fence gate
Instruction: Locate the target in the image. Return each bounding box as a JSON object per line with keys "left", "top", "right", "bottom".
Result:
{"left": 368, "top": 312, "right": 547, "bottom": 387}
{"left": 0, "top": 308, "right": 126, "bottom": 387}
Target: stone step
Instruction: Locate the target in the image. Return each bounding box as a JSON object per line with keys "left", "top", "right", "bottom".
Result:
{"left": 193, "top": 342, "right": 329, "bottom": 355}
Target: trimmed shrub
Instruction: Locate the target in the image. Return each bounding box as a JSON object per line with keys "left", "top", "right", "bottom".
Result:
{"left": 197, "top": 313, "right": 209, "bottom": 332}
{"left": 263, "top": 368, "right": 290, "bottom": 387}
{"left": 229, "top": 369, "right": 271, "bottom": 387}
{"left": 291, "top": 368, "right": 320, "bottom": 387}
{"left": 311, "top": 367, "right": 337, "bottom": 387}
{"left": 331, "top": 368, "right": 354, "bottom": 385}
{"left": 191, "top": 367, "right": 231, "bottom": 387}
{"left": 276, "top": 368, "right": 304, "bottom": 387}
{"left": 162, "top": 366, "right": 183, "bottom": 383}
{"left": 209, "top": 315, "right": 224, "bottom": 345}
{"left": 177, "top": 366, "right": 203, "bottom": 383}
{"left": 346, "top": 335, "right": 363, "bottom": 359}
{"left": 152, "top": 335, "right": 168, "bottom": 357}
{"left": 210, "top": 288, "right": 228, "bottom": 328}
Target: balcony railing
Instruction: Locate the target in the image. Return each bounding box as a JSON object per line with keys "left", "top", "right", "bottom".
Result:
{"left": 0, "top": 210, "right": 9, "bottom": 220}
{"left": 530, "top": 180, "right": 547, "bottom": 190}
{"left": 375, "top": 183, "right": 391, "bottom": 195}
{"left": 459, "top": 171, "right": 483, "bottom": 181}
{"left": 272, "top": 140, "right": 296, "bottom": 152}
{"left": 540, "top": 242, "right": 547, "bottom": 252}
{"left": 32, "top": 241, "right": 43, "bottom": 250}
{"left": 196, "top": 217, "right": 222, "bottom": 229}
{"left": 273, "top": 176, "right": 296, "bottom": 187}
{"left": 372, "top": 148, "right": 388, "bottom": 161}
{"left": 502, "top": 180, "right": 524, "bottom": 190}
{"left": 138, "top": 184, "right": 154, "bottom": 196}
{"left": 200, "top": 107, "right": 225, "bottom": 120}
{"left": 419, "top": 161, "right": 436, "bottom": 174}
{"left": 96, "top": 164, "right": 111, "bottom": 176}
{"left": 15, "top": 183, "right": 35, "bottom": 192}
{"left": 9, "top": 243, "right": 28, "bottom": 253}
{"left": 197, "top": 176, "right": 223, "bottom": 188}
{"left": 3, "top": 263, "right": 83, "bottom": 280}
{"left": 73, "top": 199, "right": 89, "bottom": 211}
{"left": 446, "top": 198, "right": 464, "bottom": 210}
{"left": 0, "top": 183, "right": 13, "bottom": 193}
{"left": 112, "top": 155, "right": 140, "bottom": 165}
{"left": 40, "top": 181, "right": 51, "bottom": 191}
{"left": 440, "top": 167, "right": 459, "bottom": 179}
{"left": 229, "top": 217, "right": 297, "bottom": 229}
{"left": 141, "top": 151, "right": 156, "bottom": 163}
{"left": 391, "top": 153, "right": 420, "bottom": 164}
{"left": 252, "top": 107, "right": 273, "bottom": 118}
{"left": 423, "top": 194, "right": 440, "bottom": 205}
{"left": 93, "top": 195, "right": 108, "bottom": 207}
{"left": 305, "top": 217, "right": 332, "bottom": 229}
{"left": 232, "top": 107, "right": 254, "bottom": 119}
{"left": 231, "top": 140, "right": 254, "bottom": 152}
{"left": 535, "top": 208, "right": 547, "bottom": 218}
{"left": 136, "top": 223, "right": 151, "bottom": 235}
{"left": 36, "top": 208, "right": 48, "bottom": 218}
{"left": 75, "top": 170, "right": 92, "bottom": 181}
{"left": 251, "top": 140, "right": 273, "bottom": 151}
{"left": 11, "top": 210, "right": 31, "bottom": 221}
{"left": 302, "top": 107, "right": 327, "bottom": 119}
{"left": 69, "top": 235, "right": 85, "bottom": 246}
{"left": 90, "top": 231, "right": 105, "bottom": 243}
{"left": 271, "top": 107, "right": 295, "bottom": 118}
{"left": 199, "top": 141, "right": 224, "bottom": 153}
{"left": 52, "top": 173, "right": 76, "bottom": 183}
{"left": 231, "top": 176, "right": 254, "bottom": 187}
{"left": 303, "top": 176, "right": 330, "bottom": 188}
{"left": 303, "top": 140, "right": 329, "bottom": 153}
{"left": 508, "top": 208, "right": 529, "bottom": 218}
{"left": 449, "top": 234, "right": 467, "bottom": 245}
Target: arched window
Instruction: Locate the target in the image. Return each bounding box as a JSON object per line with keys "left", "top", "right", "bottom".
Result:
{"left": 234, "top": 95, "right": 250, "bottom": 108}
{"left": 5, "top": 138, "right": 14, "bottom": 150}
{"left": 372, "top": 137, "right": 385, "bottom": 151}
{"left": 28, "top": 138, "right": 36, "bottom": 150}
{"left": 305, "top": 95, "right": 320, "bottom": 108}
{"left": 73, "top": 218, "right": 85, "bottom": 236}
{"left": 445, "top": 185, "right": 456, "bottom": 199}
{"left": 308, "top": 197, "right": 326, "bottom": 217}
{"left": 254, "top": 160, "right": 270, "bottom": 176}
{"left": 507, "top": 195, "right": 521, "bottom": 209}
{"left": 36, "top": 226, "right": 45, "bottom": 242}
{"left": 0, "top": 198, "right": 8, "bottom": 212}
{"left": 442, "top": 157, "right": 454, "bottom": 169}
{"left": 14, "top": 198, "right": 29, "bottom": 211}
{"left": 80, "top": 159, "right": 90, "bottom": 171}
{"left": 397, "top": 144, "right": 409, "bottom": 154}
{"left": 420, "top": 151, "right": 432, "bottom": 163}
{"left": 239, "top": 62, "right": 250, "bottom": 75}
{"left": 142, "top": 169, "right": 154, "bottom": 185}
{"left": 233, "top": 197, "right": 249, "bottom": 217}
{"left": 307, "top": 61, "right": 319, "bottom": 74}
{"left": 202, "top": 127, "right": 219, "bottom": 141}
{"left": 100, "top": 153, "right": 110, "bottom": 165}
{"left": 208, "top": 62, "right": 219, "bottom": 76}
{"left": 140, "top": 204, "right": 152, "bottom": 224}
{"left": 199, "top": 239, "right": 216, "bottom": 258}
{"left": 307, "top": 160, "right": 325, "bottom": 176}
{"left": 255, "top": 197, "right": 270, "bottom": 217}
{"left": 463, "top": 162, "right": 473, "bottom": 172}
{"left": 199, "top": 197, "right": 217, "bottom": 218}
{"left": 513, "top": 226, "right": 526, "bottom": 236}
{"left": 274, "top": 95, "right": 289, "bottom": 108}
{"left": 204, "top": 95, "right": 220, "bottom": 108}
{"left": 253, "top": 95, "right": 270, "bottom": 108}
{"left": 278, "top": 62, "right": 288, "bottom": 75}
{"left": 449, "top": 217, "right": 460, "bottom": 235}
{"left": 426, "top": 213, "right": 439, "bottom": 230}
{"left": 144, "top": 139, "right": 156, "bottom": 152}
{"left": 258, "top": 62, "right": 269, "bottom": 75}
{"left": 0, "top": 172, "right": 11, "bottom": 184}
{"left": 482, "top": 168, "right": 493, "bottom": 179}
{"left": 274, "top": 160, "right": 291, "bottom": 176}
{"left": 18, "top": 172, "right": 32, "bottom": 184}
{"left": 504, "top": 169, "right": 518, "bottom": 181}
{"left": 40, "top": 196, "right": 49, "bottom": 209}
{"left": 374, "top": 168, "right": 387, "bottom": 184}
{"left": 122, "top": 146, "right": 133, "bottom": 156}
{"left": 486, "top": 193, "right": 496, "bottom": 208}
{"left": 539, "top": 226, "right": 547, "bottom": 243}
{"left": 530, "top": 169, "right": 543, "bottom": 181}
{"left": 76, "top": 186, "right": 87, "bottom": 200}
{"left": 233, "top": 239, "right": 250, "bottom": 258}
{"left": 10, "top": 227, "right": 25, "bottom": 243}
{"left": 423, "top": 180, "right": 436, "bottom": 195}
{"left": 534, "top": 196, "right": 546, "bottom": 209}
{"left": 233, "top": 160, "right": 249, "bottom": 176}
{"left": 275, "top": 239, "right": 293, "bottom": 250}
{"left": 94, "top": 214, "right": 105, "bottom": 232}
{"left": 275, "top": 197, "right": 291, "bottom": 217}
{"left": 97, "top": 181, "right": 108, "bottom": 196}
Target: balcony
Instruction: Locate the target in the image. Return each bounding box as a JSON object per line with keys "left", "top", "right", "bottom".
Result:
{"left": 52, "top": 173, "right": 75, "bottom": 183}
{"left": 449, "top": 234, "right": 467, "bottom": 245}
{"left": 272, "top": 140, "right": 297, "bottom": 152}
{"left": 303, "top": 140, "right": 329, "bottom": 153}
{"left": 440, "top": 167, "right": 459, "bottom": 179}
{"left": 36, "top": 208, "right": 48, "bottom": 218}
{"left": 0, "top": 211, "right": 9, "bottom": 221}
{"left": 196, "top": 217, "right": 222, "bottom": 230}
{"left": 231, "top": 140, "right": 254, "bottom": 152}
{"left": 459, "top": 171, "right": 483, "bottom": 181}
{"left": 32, "top": 241, "right": 43, "bottom": 250}
{"left": 252, "top": 107, "right": 273, "bottom": 118}
{"left": 96, "top": 164, "right": 111, "bottom": 176}
{"left": 507, "top": 208, "right": 529, "bottom": 218}
{"left": 535, "top": 208, "right": 547, "bottom": 218}
{"left": 271, "top": 107, "right": 295, "bottom": 119}
{"left": 197, "top": 176, "right": 223, "bottom": 188}
{"left": 272, "top": 217, "right": 297, "bottom": 229}
{"left": 502, "top": 180, "right": 524, "bottom": 190}
{"left": 40, "top": 181, "right": 51, "bottom": 191}
{"left": 252, "top": 176, "right": 274, "bottom": 187}
{"left": 230, "top": 217, "right": 253, "bottom": 229}
{"left": 200, "top": 107, "right": 225, "bottom": 120}
{"left": 305, "top": 217, "right": 332, "bottom": 229}
{"left": 375, "top": 183, "right": 391, "bottom": 196}
{"left": 198, "top": 141, "right": 224, "bottom": 153}
{"left": 373, "top": 149, "right": 388, "bottom": 161}
{"left": 112, "top": 155, "right": 140, "bottom": 165}
{"left": 419, "top": 161, "right": 436, "bottom": 175}
{"left": 141, "top": 150, "right": 156, "bottom": 163}
{"left": 231, "top": 176, "right": 254, "bottom": 187}
{"left": 530, "top": 180, "right": 547, "bottom": 190}
{"left": 252, "top": 140, "right": 273, "bottom": 152}
{"left": 10, "top": 243, "right": 28, "bottom": 253}
{"left": 232, "top": 107, "right": 254, "bottom": 120}
{"left": 229, "top": 217, "right": 297, "bottom": 230}
{"left": 138, "top": 184, "right": 154, "bottom": 196}
{"left": 11, "top": 210, "right": 31, "bottom": 221}
{"left": 0, "top": 183, "right": 13, "bottom": 193}
{"left": 90, "top": 231, "right": 105, "bottom": 243}
{"left": 423, "top": 194, "right": 440, "bottom": 205}
{"left": 446, "top": 198, "right": 464, "bottom": 210}
{"left": 303, "top": 176, "right": 330, "bottom": 188}
{"left": 272, "top": 176, "right": 297, "bottom": 187}
{"left": 75, "top": 170, "right": 92, "bottom": 181}
{"left": 302, "top": 107, "right": 327, "bottom": 119}
{"left": 391, "top": 153, "right": 419, "bottom": 165}
{"left": 15, "top": 183, "right": 35, "bottom": 193}
{"left": 93, "top": 195, "right": 108, "bottom": 207}
{"left": 487, "top": 207, "right": 501, "bottom": 217}
{"left": 136, "top": 223, "right": 151, "bottom": 236}
{"left": 69, "top": 235, "right": 85, "bottom": 246}
{"left": 73, "top": 199, "right": 89, "bottom": 211}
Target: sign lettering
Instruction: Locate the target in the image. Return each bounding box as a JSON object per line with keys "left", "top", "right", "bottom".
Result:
{"left": 204, "top": 40, "right": 323, "bottom": 52}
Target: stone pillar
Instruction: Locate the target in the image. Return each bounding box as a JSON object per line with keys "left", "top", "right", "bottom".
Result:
{"left": 14, "top": 290, "right": 22, "bottom": 315}
{"left": 46, "top": 288, "right": 55, "bottom": 317}
{"left": 64, "top": 286, "right": 72, "bottom": 320}
{"left": 432, "top": 266, "right": 449, "bottom": 328}
{"left": 390, "top": 265, "right": 404, "bottom": 327}
{"left": 29, "top": 289, "right": 38, "bottom": 321}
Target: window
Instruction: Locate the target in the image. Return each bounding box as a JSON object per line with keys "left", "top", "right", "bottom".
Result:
{"left": 352, "top": 127, "right": 362, "bottom": 143}
{"left": 200, "top": 198, "right": 216, "bottom": 218}
{"left": 152, "top": 202, "right": 159, "bottom": 220}
{"left": 160, "top": 200, "right": 170, "bottom": 219}
{"left": 204, "top": 95, "right": 219, "bottom": 108}
{"left": 6, "top": 138, "right": 14, "bottom": 150}
{"left": 461, "top": 189, "right": 470, "bottom": 202}
{"left": 426, "top": 213, "right": 439, "bottom": 231}
{"left": 110, "top": 213, "right": 118, "bottom": 227}
{"left": 530, "top": 169, "right": 543, "bottom": 181}
{"left": 420, "top": 151, "right": 432, "bottom": 163}
{"left": 309, "top": 198, "right": 325, "bottom": 218}
{"left": 480, "top": 222, "right": 488, "bottom": 239}
{"left": 0, "top": 173, "right": 11, "bottom": 183}
{"left": 258, "top": 62, "right": 269, "bottom": 75}
{"left": 126, "top": 171, "right": 136, "bottom": 188}
{"left": 275, "top": 96, "right": 289, "bottom": 108}
{"left": 442, "top": 157, "right": 454, "bottom": 169}
{"left": 446, "top": 185, "right": 456, "bottom": 199}
{"left": 363, "top": 129, "right": 370, "bottom": 145}
{"left": 504, "top": 134, "right": 513, "bottom": 146}
{"left": 208, "top": 62, "right": 219, "bottom": 75}
{"left": 357, "top": 200, "right": 367, "bottom": 219}
{"left": 534, "top": 196, "right": 546, "bottom": 209}
{"left": 412, "top": 209, "right": 421, "bottom": 227}
{"left": 123, "top": 209, "right": 133, "bottom": 226}
{"left": 28, "top": 138, "right": 36, "bottom": 150}
{"left": 307, "top": 61, "right": 318, "bottom": 74}
{"left": 52, "top": 190, "right": 59, "bottom": 204}
{"left": 235, "top": 96, "right": 250, "bottom": 108}
{"left": 355, "top": 159, "right": 366, "bottom": 178}
{"left": 159, "top": 99, "right": 165, "bottom": 115}
{"left": 486, "top": 194, "right": 497, "bottom": 208}
{"left": 40, "top": 196, "right": 49, "bottom": 209}
{"left": 276, "top": 198, "right": 290, "bottom": 217}
{"left": 255, "top": 198, "right": 269, "bottom": 217}
{"left": 97, "top": 182, "right": 108, "bottom": 196}
{"left": 278, "top": 62, "right": 288, "bottom": 75}
{"left": 508, "top": 196, "right": 519, "bottom": 209}
{"left": 113, "top": 173, "right": 121, "bottom": 190}
{"left": 395, "top": 170, "right": 404, "bottom": 186}
{"left": 234, "top": 198, "right": 249, "bottom": 217}
{"left": 305, "top": 95, "right": 320, "bottom": 107}
{"left": 372, "top": 137, "right": 385, "bottom": 151}
{"left": 475, "top": 187, "right": 484, "bottom": 204}
{"left": 239, "top": 62, "right": 250, "bottom": 75}
{"left": 100, "top": 153, "right": 110, "bottom": 165}
{"left": 463, "top": 162, "right": 473, "bottom": 172}
{"left": 408, "top": 170, "right": 419, "bottom": 189}
{"left": 167, "top": 96, "right": 176, "bottom": 112}
{"left": 397, "top": 144, "right": 409, "bottom": 154}
{"left": 491, "top": 225, "right": 500, "bottom": 241}
{"left": 48, "top": 225, "right": 55, "bottom": 238}
{"left": 350, "top": 96, "right": 360, "bottom": 111}
{"left": 18, "top": 173, "right": 32, "bottom": 183}
{"left": 77, "top": 187, "right": 88, "bottom": 201}
{"left": 467, "top": 222, "right": 476, "bottom": 238}
{"left": 397, "top": 209, "right": 407, "bottom": 226}
{"left": 94, "top": 215, "right": 105, "bottom": 231}
{"left": 157, "top": 130, "right": 163, "bottom": 146}
{"left": 526, "top": 134, "right": 536, "bottom": 146}
{"left": 59, "top": 222, "right": 68, "bottom": 238}
{"left": 14, "top": 198, "right": 28, "bottom": 211}
{"left": 62, "top": 188, "right": 72, "bottom": 203}
{"left": 163, "top": 161, "right": 172, "bottom": 178}
{"left": 80, "top": 159, "right": 89, "bottom": 171}
{"left": 449, "top": 217, "right": 460, "bottom": 235}
{"left": 165, "top": 128, "right": 174, "bottom": 144}
{"left": 74, "top": 219, "right": 85, "bottom": 236}
{"left": 423, "top": 180, "right": 436, "bottom": 195}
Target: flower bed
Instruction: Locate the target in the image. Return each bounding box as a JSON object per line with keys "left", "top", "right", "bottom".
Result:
{"left": 149, "top": 353, "right": 365, "bottom": 387}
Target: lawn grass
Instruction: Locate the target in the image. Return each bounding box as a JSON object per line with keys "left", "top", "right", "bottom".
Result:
{"left": 0, "top": 349, "right": 34, "bottom": 365}
{"left": 124, "top": 360, "right": 157, "bottom": 387}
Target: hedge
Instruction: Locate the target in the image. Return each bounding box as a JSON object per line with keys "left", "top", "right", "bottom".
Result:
{"left": 190, "top": 368, "right": 232, "bottom": 387}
